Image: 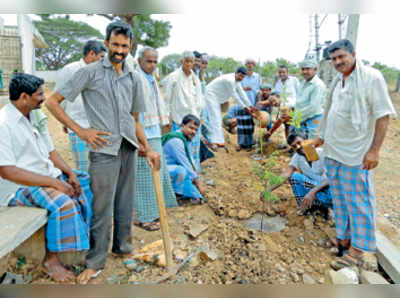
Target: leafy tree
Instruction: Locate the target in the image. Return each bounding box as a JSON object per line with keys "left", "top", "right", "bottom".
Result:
{"left": 206, "top": 56, "right": 241, "bottom": 81}
{"left": 372, "top": 62, "right": 400, "bottom": 87}
{"left": 35, "top": 16, "right": 103, "bottom": 70}
{"left": 159, "top": 53, "right": 181, "bottom": 76}
{"left": 260, "top": 61, "right": 278, "bottom": 82}
{"left": 95, "top": 14, "right": 171, "bottom": 57}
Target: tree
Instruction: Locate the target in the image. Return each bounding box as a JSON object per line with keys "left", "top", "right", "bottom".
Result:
{"left": 35, "top": 16, "right": 103, "bottom": 70}
{"left": 95, "top": 14, "right": 171, "bottom": 57}
{"left": 159, "top": 53, "right": 181, "bottom": 77}
{"left": 206, "top": 56, "right": 241, "bottom": 81}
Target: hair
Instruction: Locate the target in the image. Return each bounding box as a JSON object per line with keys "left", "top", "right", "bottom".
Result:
{"left": 9, "top": 73, "right": 44, "bottom": 101}
{"left": 327, "top": 39, "right": 354, "bottom": 54}
{"left": 83, "top": 40, "right": 107, "bottom": 57}
{"left": 245, "top": 58, "right": 256, "bottom": 65}
{"left": 181, "top": 114, "right": 200, "bottom": 126}
{"left": 193, "top": 51, "right": 202, "bottom": 58}
{"left": 182, "top": 51, "right": 195, "bottom": 60}
{"left": 105, "top": 21, "right": 133, "bottom": 42}
{"left": 138, "top": 46, "right": 158, "bottom": 58}
{"left": 201, "top": 53, "right": 208, "bottom": 62}
{"left": 279, "top": 65, "right": 288, "bottom": 71}
{"left": 286, "top": 131, "right": 306, "bottom": 146}
{"left": 236, "top": 66, "right": 247, "bottom": 75}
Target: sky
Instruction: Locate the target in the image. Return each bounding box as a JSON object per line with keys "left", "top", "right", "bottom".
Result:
{"left": 0, "top": 1, "right": 399, "bottom": 68}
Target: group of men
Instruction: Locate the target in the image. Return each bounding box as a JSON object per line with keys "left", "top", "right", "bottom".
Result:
{"left": 0, "top": 16, "right": 396, "bottom": 284}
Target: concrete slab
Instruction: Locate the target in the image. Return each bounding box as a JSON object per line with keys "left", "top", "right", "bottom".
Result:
{"left": 376, "top": 230, "right": 400, "bottom": 284}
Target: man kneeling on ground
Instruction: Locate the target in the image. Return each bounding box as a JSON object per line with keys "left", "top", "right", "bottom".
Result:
{"left": 0, "top": 74, "right": 92, "bottom": 283}
{"left": 263, "top": 131, "right": 333, "bottom": 217}
{"left": 162, "top": 114, "right": 207, "bottom": 203}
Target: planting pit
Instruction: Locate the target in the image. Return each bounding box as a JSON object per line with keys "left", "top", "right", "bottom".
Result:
{"left": 240, "top": 213, "right": 287, "bottom": 233}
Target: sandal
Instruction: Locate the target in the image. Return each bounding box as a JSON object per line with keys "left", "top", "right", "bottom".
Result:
{"left": 330, "top": 253, "right": 364, "bottom": 270}
{"left": 134, "top": 220, "right": 160, "bottom": 231}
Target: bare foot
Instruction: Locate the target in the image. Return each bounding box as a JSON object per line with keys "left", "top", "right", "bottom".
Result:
{"left": 77, "top": 268, "right": 102, "bottom": 285}
{"left": 42, "top": 256, "right": 75, "bottom": 283}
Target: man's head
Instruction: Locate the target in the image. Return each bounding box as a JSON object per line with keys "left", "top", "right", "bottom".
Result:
{"left": 287, "top": 132, "right": 306, "bottom": 156}
{"left": 278, "top": 65, "right": 289, "bottom": 81}
{"left": 83, "top": 40, "right": 107, "bottom": 64}
{"left": 9, "top": 73, "right": 45, "bottom": 111}
{"left": 138, "top": 46, "right": 158, "bottom": 75}
{"left": 193, "top": 51, "right": 202, "bottom": 71}
{"left": 181, "top": 51, "right": 195, "bottom": 76}
{"left": 299, "top": 59, "right": 318, "bottom": 82}
{"left": 235, "top": 66, "right": 247, "bottom": 82}
{"left": 327, "top": 39, "right": 356, "bottom": 76}
{"left": 181, "top": 114, "right": 200, "bottom": 140}
{"left": 260, "top": 83, "right": 272, "bottom": 98}
{"left": 245, "top": 58, "right": 256, "bottom": 74}
{"left": 104, "top": 21, "right": 133, "bottom": 65}
{"left": 201, "top": 54, "right": 208, "bottom": 71}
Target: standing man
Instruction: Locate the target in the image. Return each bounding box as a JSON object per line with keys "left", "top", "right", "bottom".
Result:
{"left": 204, "top": 67, "right": 254, "bottom": 147}
{"left": 134, "top": 46, "right": 178, "bottom": 231}
{"left": 45, "top": 21, "right": 161, "bottom": 284}
{"left": 164, "top": 51, "right": 204, "bottom": 174}
{"left": 237, "top": 58, "right": 261, "bottom": 151}
{"left": 296, "top": 58, "right": 326, "bottom": 139}
{"left": 273, "top": 65, "right": 299, "bottom": 108}
{"left": 0, "top": 74, "right": 92, "bottom": 282}
{"left": 55, "top": 40, "right": 106, "bottom": 172}
{"left": 316, "top": 39, "right": 397, "bottom": 268}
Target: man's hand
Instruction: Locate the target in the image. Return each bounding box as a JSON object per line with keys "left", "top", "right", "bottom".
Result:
{"left": 78, "top": 128, "right": 111, "bottom": 150}
{"left": 138, "top": 145, "right": 147, "bottom": 157}
{"left": 146, "top": 149, "right": 161, "bottom": 171}
{"left": 313, "top": 137, "right": 324, "bottom": 148}
{"left": 62, "top": 126, "right": 68, "bottom": 134}
{"left": 362, "top": 149, "right": 379, "bottom": 170}
{"left": 53, "top": 179, "right": 75, "bottom": 197}
{"left": 197, "top": 181, "right": 207, "bottom": 197}
{"left": 281, "top": 113, "right": 291, "bottom": 123}
{"left": 243, "top": 86, "right": 252, "bottom": 91}
{"left": 301, "top": 191, "right": 315, "bottom": 211}
{"left": 67, "top": 171, "right": 82, "bottom": 197}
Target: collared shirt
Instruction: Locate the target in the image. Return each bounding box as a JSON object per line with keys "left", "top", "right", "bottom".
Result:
{"left": 205, "top": 73, "right": 251, "bottom": 107}
{"left": 296, "top": 75, "right": 326, "bottom": 121}
{"left": 163, "top": 130, "right": 198, "bottom": 181}
{"left": 289, "top": 148, "right": 327, "bottom": 182}
{"left": 323, "top": 65, "right": 396, "bottom": 166}
{"left": 0, "top": 104, "right": 62, "bottom": 206}
{"left": 55, "top": 58, "right": 89, "bottom": 131}
{"left": 274, "top": 76, "right": 300, "bottom": 108}
{"left": 57, "top": 54, "right": 146, "bottom": 156}
{"left": 241, "top": 72, "right": 261, "bottom": 106}
{"left": 138, "top": 71, "right": 162, "bottom": 139}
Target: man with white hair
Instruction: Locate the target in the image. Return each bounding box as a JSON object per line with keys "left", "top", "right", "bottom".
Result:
{"left": 237, "top": 58, "right": 261, "bottom": 151}
{"left": 296, "top": 58, "right": 326, "bottom": 139}
{"left": 164, "top": 51, "right": 205, "bottom": 173}
{"left": 134, "top": 46, "right": 178, "bottom": 231}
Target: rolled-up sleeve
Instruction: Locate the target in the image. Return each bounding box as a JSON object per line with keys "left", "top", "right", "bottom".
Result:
{"left": 57, "top": 67, "right": 91, "bottom": 102}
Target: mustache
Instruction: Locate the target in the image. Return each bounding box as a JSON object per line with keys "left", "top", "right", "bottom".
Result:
{"left": 335, "top": 62, "right": 346, "bottom": 68}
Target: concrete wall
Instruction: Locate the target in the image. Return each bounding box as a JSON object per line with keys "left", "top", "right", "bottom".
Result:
{"left": 36, "top": 70, "right": 57, "bottom": 83}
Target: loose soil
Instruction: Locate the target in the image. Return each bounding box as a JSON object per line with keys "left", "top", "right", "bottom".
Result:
{"left": 2, "top": 89, "right": 400, "bottom": 284}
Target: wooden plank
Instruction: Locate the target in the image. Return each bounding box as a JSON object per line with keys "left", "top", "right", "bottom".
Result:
{"left": 0, "top": 207, "right": 47, "bottom": 259}
{"left": 376, "top": 230, "right": 400, "bottom": 284}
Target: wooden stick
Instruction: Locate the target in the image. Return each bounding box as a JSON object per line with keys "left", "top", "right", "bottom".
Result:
{"left": 151, "top": 169, "right": 173, "bottom": 272}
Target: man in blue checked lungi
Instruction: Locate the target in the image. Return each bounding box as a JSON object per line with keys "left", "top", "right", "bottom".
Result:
{"left": 0, "top": 74, "right": 92, "bottom": 283}
{"left": 315, "top": 39, "right": 397, "bottom": 269}
{"left": 134, "top": 46, "right": 178, "bottom": 231}
{"left": 265, "top": 132, "right": 332, "bottom": 217}
{"left": 46, "top": 21, "right": 161, "bottom": 284}
{"left": 55, "top": 40, "right": 106, "bottom": 172}
{"left": 296, "top": 58, "right": 326, "bottom": 139}
{"left": 162, "top": 114, "right": 207, "bottom": 203}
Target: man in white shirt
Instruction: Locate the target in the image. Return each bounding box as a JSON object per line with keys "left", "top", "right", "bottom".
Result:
{"left": 55, "top": 40, "right": 106, "bottom": 172}
{"left": 315, "top": 39, "right": 397, "bottom": 269}
{"left": 273, "top": 65, "right": 299, "bottom": 108}
{"left": 0, "top": 74, "right": 93, "bottom": 282}
{"left": 164, "top": 51, "right": 204, "bottom": 173}
{"left": 204, "top": 67, "right": 254, "bottom": 146}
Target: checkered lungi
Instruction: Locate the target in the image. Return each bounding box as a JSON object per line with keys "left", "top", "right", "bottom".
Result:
{"left": 299, "top": 114, "right": 322, "bottom": 139}
{"left": 167, "top": 164, "right": 202, "bottom": 200}
{"left": 8, "top": 170, "right": 92, "bottom": 252}
{"left": 172, "top": 122, "right": 201, "bottom": 173}
{"left": 288, "top": 173, "right": 333, "bottom": 209}
{"left": 134, "top": 138, "right": 178, "bottom": 224}
{"left": 236, "top": 108, "right": 254, "bottom": 148}
{"left": 325, "top": 158, "right": 376, "bottom": 252}
{"left": 68, "top": 132, "right": 90, "bottom": 172}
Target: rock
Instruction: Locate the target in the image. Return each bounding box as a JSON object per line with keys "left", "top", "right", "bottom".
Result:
{"left": 186, "top": 224, "right": 208, "bottom": 238}
{"left": 302, "top": 274, "right": 316, "bottom": 284}
{"left": 290, "top": 272, "right": 300, "bottom": 282}
{"left": 189, "top": 255, "right": 201, "bottom": 267}
{"left": 275, "top": 263, "right": 286, "bottom": 273}
{"left": 317, "top": 277, "right": 325, "bottom": 284}
{"left": 199, "top": 250, "right": 218, "bottom": 262}
{"left": 206, "top": 179, "right": 216, "bottom": 187}
{"left": 297, "top": 267, "right": 305, "bottom": 275}
{"left": 173, "top": 249, "right": 187, "bottom": 262}
{"left": 329, "top": 268, "right": 359, "bottom": 284}
{"left": 299, "top": 236, "right": 305, "bottom": 243}
{"left": 360, "top": 270, "right": 389, "bottom": 284}
{"left": 303, "top": 219, "right": 314, "bottom": 231}
{"left": 237, "top": 209, "right": 252, "bottom": 220}
{"left": 228, "top": 209, "right": 238, "bottom": 218}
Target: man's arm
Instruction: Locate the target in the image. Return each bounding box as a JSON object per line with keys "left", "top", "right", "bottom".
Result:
{"left": 301, "top": 178, "right": 329, "bottom": 211}
{"left": 362, "top": 115, "right": 390, "bottom": 170}
{"left": 132, "top": 113, "right": 161, "bottom": 170}
{"left": 267, "top": 165, "right": 296, "bottom": 192}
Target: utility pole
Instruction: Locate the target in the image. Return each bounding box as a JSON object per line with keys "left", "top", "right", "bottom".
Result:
{"left": 338, "top": 14, "right": 345, "bottom": 39}
{"left": 314, "top": 14, "right": 320, "bottom": 62}
{"left": 345, "top": 14, "right": 360, "bottom": 49}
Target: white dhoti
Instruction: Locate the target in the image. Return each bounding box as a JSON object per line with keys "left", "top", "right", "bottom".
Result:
{"left": 205, "top": 94, "right": 225, "bottom": 144}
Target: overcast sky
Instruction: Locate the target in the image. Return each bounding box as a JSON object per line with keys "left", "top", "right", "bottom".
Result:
{"left": 1, "top": 1, "right": 399, "bottom": 68}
